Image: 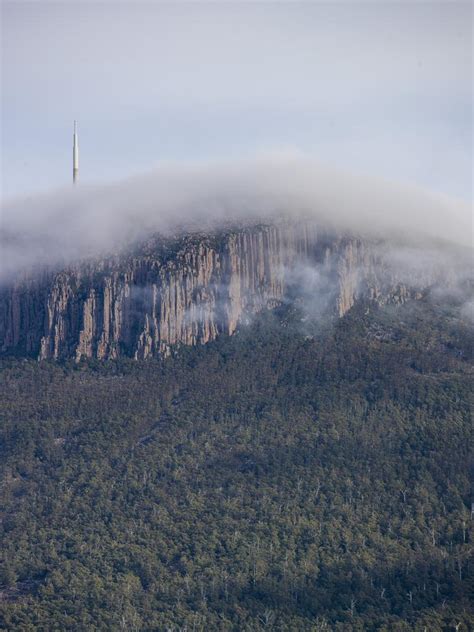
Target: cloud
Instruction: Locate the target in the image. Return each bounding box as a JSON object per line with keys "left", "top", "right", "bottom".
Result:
{"left": 0, "top": 155, "right": 471, "bottom": 283}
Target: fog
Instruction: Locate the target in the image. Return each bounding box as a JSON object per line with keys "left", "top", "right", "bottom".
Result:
{"left": 1, "top": 155, "right": 471, "bottom": 282}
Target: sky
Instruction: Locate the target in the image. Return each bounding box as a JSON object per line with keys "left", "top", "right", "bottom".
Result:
{"left": 1, "top": 1, "right": 472, "bottom": 202}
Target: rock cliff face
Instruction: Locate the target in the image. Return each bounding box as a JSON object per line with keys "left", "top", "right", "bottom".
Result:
{"left": 0, "top": 221, "right": 427, "bottom": 360}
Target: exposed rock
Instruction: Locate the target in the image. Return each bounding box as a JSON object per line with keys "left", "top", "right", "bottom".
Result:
{"left": 0, "top": 221, "right": 435, "bottom": 361}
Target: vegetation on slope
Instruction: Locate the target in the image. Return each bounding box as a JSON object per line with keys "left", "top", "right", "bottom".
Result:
{"left": 0, "top": 297, "right": 472, "bottom": 631}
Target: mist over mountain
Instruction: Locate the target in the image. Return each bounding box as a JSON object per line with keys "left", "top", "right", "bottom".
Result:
{"left": 1, "top": 156, "right": 470, "bottom": 283}
{"left": 2, "top": 134, "right": 473, "bottom": 632}
{"left": 1, "top": 157, "right": 471, "bottom": 365}
{"left": 3, "top": 164, "right": 471, "bottom": 627}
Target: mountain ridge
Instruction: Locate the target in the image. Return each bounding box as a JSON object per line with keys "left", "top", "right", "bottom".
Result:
{"left": 0, "top": 219, "right": 461, "bottom": 361}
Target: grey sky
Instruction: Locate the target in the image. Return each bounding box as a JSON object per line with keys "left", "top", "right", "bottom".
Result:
{"left": 1, "top": 1, "right": 472, "bottom": 201}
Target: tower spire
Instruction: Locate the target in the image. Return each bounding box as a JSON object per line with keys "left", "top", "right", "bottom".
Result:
{"left": 73, "top": 121, "right": 79, "bottom": 184}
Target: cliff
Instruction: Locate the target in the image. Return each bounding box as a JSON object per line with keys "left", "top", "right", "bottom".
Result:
{"left": 0, "top": 221, "right": 427, "bottom": 361}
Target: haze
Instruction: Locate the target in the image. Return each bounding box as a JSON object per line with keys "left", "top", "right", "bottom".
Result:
{"left": 1, "top": 155, "right": 471, "bottom": 281}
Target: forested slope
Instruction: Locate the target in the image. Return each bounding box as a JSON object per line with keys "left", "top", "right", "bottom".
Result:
{"left": 0, "top": 296, "right": 472, "bottom": 631}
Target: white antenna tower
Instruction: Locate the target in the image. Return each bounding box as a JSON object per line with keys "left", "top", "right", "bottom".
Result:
{"left": 73, "top": 121, "right": 79, "bottom": 184}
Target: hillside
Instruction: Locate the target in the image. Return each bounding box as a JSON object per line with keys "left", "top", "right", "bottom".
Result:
{"left": 0, "top": 294, "right": 472, "bottom": 630}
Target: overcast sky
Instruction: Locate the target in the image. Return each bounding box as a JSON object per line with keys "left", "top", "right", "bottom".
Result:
{"left": 1, "top": 1, "right": 472, "bottom": 201}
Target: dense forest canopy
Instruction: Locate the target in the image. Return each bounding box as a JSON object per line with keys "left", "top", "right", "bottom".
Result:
{"left": 0, "top": 295, "right": 472, "bottom": 630}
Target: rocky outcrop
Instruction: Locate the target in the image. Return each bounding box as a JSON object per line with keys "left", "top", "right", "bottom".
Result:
{"left": 0, "top": 221, "right": 431, "bottom": 361}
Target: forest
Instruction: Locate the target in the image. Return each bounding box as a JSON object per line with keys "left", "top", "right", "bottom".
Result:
{"left": 0, "top": 295, "right": 472, "bottom": 631}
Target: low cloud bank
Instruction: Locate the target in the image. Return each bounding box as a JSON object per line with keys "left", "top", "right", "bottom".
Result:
{"left": 1, "top": 155, "right": 471, "bottom": 282}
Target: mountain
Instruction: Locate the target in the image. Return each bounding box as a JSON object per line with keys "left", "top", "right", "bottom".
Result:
{"left": 0, "top": 219, "right": 472, "bottom": 630}
{"left": 0, "top": 220, "right": 445, "bottom": 361}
